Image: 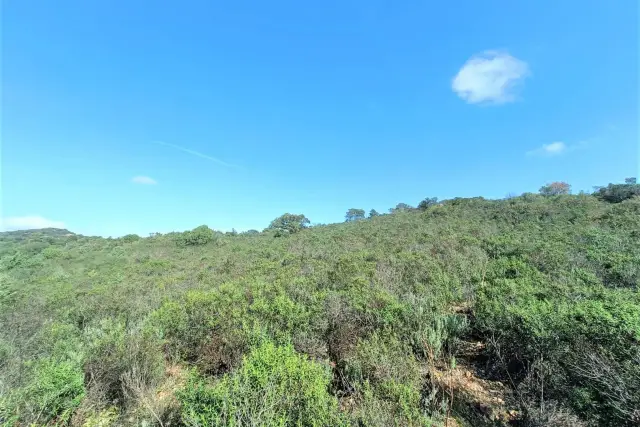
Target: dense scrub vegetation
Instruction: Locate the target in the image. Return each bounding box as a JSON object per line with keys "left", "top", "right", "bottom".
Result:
{"left": 1, "top": 181, "right": 638, "bottom": 426}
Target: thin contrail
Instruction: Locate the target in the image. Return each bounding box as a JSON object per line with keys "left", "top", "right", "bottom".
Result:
{"left": 153, "top": 141, "right": 239, "bottom": 168}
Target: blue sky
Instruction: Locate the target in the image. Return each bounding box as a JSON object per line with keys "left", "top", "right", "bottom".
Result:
{"left": 2, "top": 0, "right": 638, "bottom": 236}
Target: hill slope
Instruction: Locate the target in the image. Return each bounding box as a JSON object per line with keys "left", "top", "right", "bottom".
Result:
{"left": 0, "top": 228, "right": 74, "bottom": 241}
{"left": 1, "top": 193, "right": 639, "bottom": 426}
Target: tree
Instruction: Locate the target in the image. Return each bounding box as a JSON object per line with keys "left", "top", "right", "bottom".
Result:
{"left": 345, "top": 208, "right": 365, "bottom": 222}
{"left": 594, "top": 181, "right": 640, "bottom": 203}
{"left": 417, "top": 197, "right": 438, "bottom": 210}
{"left": 368, "top": 209, "right": 380, "bottom": 218}
{"left": 539, "top": 182, "right": 571, "bottom": 196}
{"left": 625, "top": 177, "right": 637, "bottom": 185}
{"left": 389, "top": 203, "right": 413, "bottom": 214}
{"left": 266, "top": 213, "right": 310, "bottom": 236}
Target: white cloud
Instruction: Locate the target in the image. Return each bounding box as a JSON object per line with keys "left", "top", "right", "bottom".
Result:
{"left": 538, "top": 141, "right": 567, "bottom": 155}
{"left": 1, "top": 216, "right": 65, "bottom": 231}
{"left": 527, "top": 140, "right": 590, "bottom": 157}
{"left": 452, "top": 50, "right": 529, "bottom": 104}
{"left": 132, "top": 176, "right": 157, "bottom": 185}
{"left": 527, "top": 141, "right": 566, "bottom": 156}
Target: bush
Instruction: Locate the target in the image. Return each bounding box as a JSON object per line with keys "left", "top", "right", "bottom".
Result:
{"left": 0, "top": 358, "right": 85, "bottom": 425}
{"left": 594, "top": 183, "right": 640, "bottom": 203}
{"left": 83, "top": 319, "right": 164, "bottom": 408}
{"left": 176, "top": 225, "right": 215, "bottom": 246}
{"left": 345, "top": 333, "right": 431, "bottom": 425}
{"left": 121, "top": 234, "right": 141, "bottom": 243}
{"left": 474, "top": 256, "right": 640, "bottom": 424}
{"left": 152, "top": 287, "right": 250, "bottom": 370}
{"left": 249, "top": 284, "right": 320, "bottom": 346}
{"left": 177, "top": 342, "right": 345, "bottom": 426}
{"left": 0, "top": 273, "right": 18, "bottom": 308}
{"left": 42, "top": 246, "right": 65, "bottom": 259}
{"left": 78, "top": 406, "right": 119, "bottom": 427}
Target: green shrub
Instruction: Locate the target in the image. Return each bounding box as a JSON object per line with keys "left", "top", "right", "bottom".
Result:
{"left": 0, "top": 252, "right": 25, "bottom": 270}
{"left": 599, "top": 197, "right": 640, "bottom": 232}
{"left": 474, "top": 256, "right": 640, "bottom": 424}
{"left": 349, "top": 381, "right": 445, "bottom": 427}
{"left": 594, "top": 183, "right": 640, "bottom": 203}
{"left": 1, "top": 358, "right": 85, "bottom": 426}
{"left": 407, "top": 310, "right": 468, "bottom": 361}
{"left": 0, "top": 273, "right": 18, "bottom": 307}
{"left": 42, "top": 246, "right": 64, "bottom": 259}
{"left": 83, "top": 319, "right": 164, "bottom": 407}
{"left": 0, "top": 339, "right": 12, "bottom": 366}
{"left": 40, "top": 322, "right": 85, "bottom": 365}
{"left": 251, "top": 291, "right": 306, "bottom": 338}
{"left": 80, "top": 406, "right": 119, "bottom": 427}
{"left": 344, "top": 333, "right": 430, "bottom": 425}
{"left": 176, "top": 225, "right": 215, "bottom": 246}
{"left": 152, "top": 286, "right": 250, "bottom": 370}
{"left": 120, "top": 234, "right": 141, "bottom": 243}
{"left": 177, "top": 342, "right": 345, "bottom": 426}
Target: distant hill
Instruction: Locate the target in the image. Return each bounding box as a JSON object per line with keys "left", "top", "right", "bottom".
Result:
{"left": 0, "top": 227, "right": 75, "bottom": 241}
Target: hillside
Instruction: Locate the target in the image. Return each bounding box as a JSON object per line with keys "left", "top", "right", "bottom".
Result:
{"left": 0, "top": 228, "right": 75, "bottom": 242}
{"left": 1, "top": 188, "right": 639, "bottom": 426}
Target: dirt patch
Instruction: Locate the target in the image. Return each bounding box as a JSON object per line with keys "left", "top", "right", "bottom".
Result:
{"left": 157, "top": 363, "right": 187, "bottom": 400}
{"left": 432, "top": 362, "right": 518, "bottom": 424}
